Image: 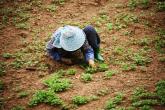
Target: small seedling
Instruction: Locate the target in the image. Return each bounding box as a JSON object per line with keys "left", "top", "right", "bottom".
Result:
{"left": 81, "top": 73, "right": 92, "bottom": 82}
{"left": 105, "top": 93, "right": 124, "bottom": 110}
{"left": 18, "top": 91, "right": 29, "bottom": 98}
{"left": 156, "top": 80, "right": 165, "bottom": 104}
{"left": 2, "top": 53, "right": 13, "bottom": 59}
{"left": 72, "top": 95, "right": 89, "bottom": 105}
{"left": 121, "top": 63, "right": 136, "bottom": 71}
{"left": 97, "top": 63, "right": 109, "bottom": 72}
{"left": 11, "top": 105, "right": 25, "bottom": 110}
{"left": 66, "top": 69, "right": 77, "bottom": 75}
{"left": 85, "top": 67, "right": 97, "bottom": 74}
{"left": 29, "top": 90, "right": 63, "bottom": 107}
{"left": 104, "top": 70, "right": 118, "bottom": 79}
{"left": 43, "top": 75, "right": 71, "bottom": 92}
{"left": 107, "top": 22, "right": 113, "bottom": 30}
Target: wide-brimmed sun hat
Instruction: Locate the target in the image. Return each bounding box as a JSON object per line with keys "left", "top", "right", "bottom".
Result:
{"left": 53, "top": 25, "right": 86, "bottom": 51}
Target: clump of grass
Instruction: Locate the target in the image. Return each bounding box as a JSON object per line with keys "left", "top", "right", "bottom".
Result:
{"left": 72, "top": 95, "right": 89, "bottom": 105}
{"left": 156, "top": 80, "right": 165, "bottom": 104}
{"left": 18, "top": 91, "right": 29, "bottom": 98}
{"left": 43, "top": 75, "right": 71, "bottom": 92}
{"left": 29, "top": 90, "right": 63, "bottom": 107}
{"left": 104, "top": 70, "right": 118, "bottom": 79}
{"left": 81, "top": 73, "right": 92, "bottom": 82}
{"left": 105, "top": 93, "right": 124, "bottom": 110}
{"left": 66, "top": 69, "right": 77, "bottom": 75}
{"left": 11, "top": 105, "right": 25, "bottom": 110}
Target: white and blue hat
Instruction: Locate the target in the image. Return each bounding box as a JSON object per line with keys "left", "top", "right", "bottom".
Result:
{"left": 53, "top": 25, "right": 86, "bottom": 51}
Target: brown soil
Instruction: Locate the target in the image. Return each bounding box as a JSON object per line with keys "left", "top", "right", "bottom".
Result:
{"left": 0, "top": 0, "right": 165, "bottom": 110}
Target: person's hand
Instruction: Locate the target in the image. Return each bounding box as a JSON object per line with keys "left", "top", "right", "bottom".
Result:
{"left": 88, "top": 59, "right": 96, "bottom": 68}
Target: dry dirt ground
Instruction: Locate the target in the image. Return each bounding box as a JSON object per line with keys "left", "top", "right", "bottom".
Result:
{"left": 0, "top": 0, "right": 165, "bottom": 110}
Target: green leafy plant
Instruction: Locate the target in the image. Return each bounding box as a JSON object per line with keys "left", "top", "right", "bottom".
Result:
{"left": 45, "top": 4, "right": 56, "bottom": 12}
{"left": 156, "top": 80, "right": 165, "bottom": 104}
{"left": 72, "top": 95, "right": 89, "bottom": 105}
{"left": 15, "top": 22, "right": 30, "bottom": 29}
{"left": 85, "top": 67, "right": 97, "bottom": 74}
{"left": 139, "top": 0, "right": 150, "bottom": 9}
{"left": 2, "top": 53, "right": 13, "bottom": 59}
{"left": 43, "top": 75, "right": 71, "bottom": 92}
{"left": 128, "top": 0, "right": 138, "bottom": 9}
{"left": 121, "top": 63, "right": 136, "bottom": 71}
{"left": 18, "top": 91, "right": 29, "bottom": 98}
{"left": 11, "top": 105, "right": 25, "bottom": 110}
{"left": 52, "top": 0, "right": 65, "bottom": 5}
{"left": 81, "top": 73, "right": 92, "bottom": 82}
{"left": 138, "top": 38, "right": 151, "bottom": 46}
{"left": 97, "top": 63, "right": 109, "bottom": 72}
{"left": 66, "top": 69, "right": 77, "bottom": 75}
{"left": 105, "top": 93, "right": 124, "bottom": 110}
{"left": 132, "top": 99, "right": 158, "bottom": 107}
{"left": 107, "top": 22, "right": 113, "bottom": 30}
{"left": 104, "top": 70, "right": 118, "bottom": 79}
{"left": 140, "top": 105, "right": 153, "bottom": 110}
{"left": 29, "top": 90, "right": 63, "bottom": 107}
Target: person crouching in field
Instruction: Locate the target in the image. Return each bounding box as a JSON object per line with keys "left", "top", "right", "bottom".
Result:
{"left": 46, "top": 25, "right": 104, "bottom": 67}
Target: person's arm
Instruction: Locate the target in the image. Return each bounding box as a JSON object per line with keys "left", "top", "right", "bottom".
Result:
{"left": 81, "top": 39, "right": 95, "bottom": 67}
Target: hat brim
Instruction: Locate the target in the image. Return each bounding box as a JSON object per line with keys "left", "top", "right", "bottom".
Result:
{"left": 60, "top": 26, "right": 86, "bottom": 51}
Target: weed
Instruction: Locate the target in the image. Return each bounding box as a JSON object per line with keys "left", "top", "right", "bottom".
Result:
{"left": 139, "top": 0, "right": 150, "bottom": 9}
{"left": 45, "top": 4, "right": 56, "bottom": 12}
{"left": 132, "top": 52, "right": 152, "bottom": 66}
{"left": 85, "top": 67, "right": 97, "bottom": 74}
{"left": 11, "top": 105, "right": 25, "bottom": 110}
{"left": 128, "top": 0, "right": 138, "bottom": 9}
{"left": 66, "top": 69, "right": 77, "bottom": 75}
{"left": 96, "top": 88, "right": 109, "bottom": 96}
{"left": 15, "top": 22, "right": 30, "bottom": 29}
{"left": 121, "top": 63, "right": 136, "bottom": 71}
{"left": 81, "top": 73, "right": 92, "bottom": 82}
{"left": 97, "top": 63, "right": 109, "bottom": 72}
{"left": 138, "top": 38, "right": 151, "bottom": 46}
{"left": 52, "top": 0, "right": 65, "bottom": 5}
{"left": 113, "top": 46, "right": 125, "bottom": 55}
{"left": 43, "top": 75, "right": 71, "bottom": 92}
{"left": 0, "top": 62, "right": 6, "bottom": 76}
{"left": 132, "top": 99, "right": 159, "bottom": 107}
{"left": 157, "top": 1, "right": 165, "bottom": 11}
{"left": 158, "top": 56, "right": 165, "bottom": 62}
{"left": 2, "top": 53, "right": 13, "bottom": 59}
{"left": 156, "top": 80, "right": 165, "bottom": 104}
{"left": 104, "top": 70, "right": 118, "bottom": 79}
{"left": 29, "top": 90, "right": 63, "bottom": 107}
{"left": 140, "top": 105, "right": 153, "bottom": 110}
{"left": 72, "top": 95, "right": 89, "bottom": 105}
{"left": 155, "top": 36, "right": 165, "bottom": 54}
{"left": 106, "top": 22, "right": 113, "bottom": 30}
{"left": 105, "top": 93, "right": 124, "bottom": 110}
{"left": 0, "top": 80, "right": 4, "bottom": 92}
{"left": 18, "top": 91, "right": 29, "bottom": 98}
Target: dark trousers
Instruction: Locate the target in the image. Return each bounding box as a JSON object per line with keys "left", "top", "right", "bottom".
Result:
{"left": 83, "top": 25, "right": 100, "bottom": 50}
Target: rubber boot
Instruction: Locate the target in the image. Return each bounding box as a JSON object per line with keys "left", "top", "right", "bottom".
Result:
{"left": 94, "top": 48, "right": 104, "bottom": 62}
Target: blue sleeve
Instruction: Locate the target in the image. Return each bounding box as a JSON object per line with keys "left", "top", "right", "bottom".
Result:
{"left": 84, "top": 48, "right": 94, "bottom": 62}
{"left": 47, "top": 49, "right": 61, "bottom": 61}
